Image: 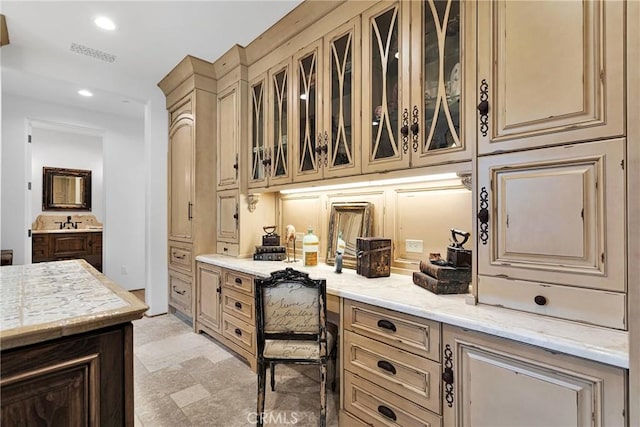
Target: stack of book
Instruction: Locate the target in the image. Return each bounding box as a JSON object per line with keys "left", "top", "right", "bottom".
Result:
{"left": 253, "top": 245, "right": 287, "bottom": 261}
{"left": 412, "top": 260, "right": 471, "bottom": 294}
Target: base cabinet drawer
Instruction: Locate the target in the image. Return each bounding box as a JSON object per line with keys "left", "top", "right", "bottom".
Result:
{"left": 223, "top": 270, "right": 254, "bottom": 296}
{"left": 169, "top": 269, "right": 192, "bottom": 316}
{"left": 222, "top": 289, "right": 255, "bottom": 325}
{"left": 344, "top": 330, "right": 441, "bottom": 414}
{"left": 344, "top": 372, "right": 442, "bottom": 427}
{"left": 169, "top": 242, "right": 192, "bottom": 273}
{"left": 222, "top": 314, "right": 256, "bottom": 355}
{"left": 344, "top": 300, "right": 441, "bottom": 362}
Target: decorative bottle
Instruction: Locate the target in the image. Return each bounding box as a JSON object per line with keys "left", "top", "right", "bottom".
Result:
{"left": 302, "top": 226, "right": 319, "bottom": 267}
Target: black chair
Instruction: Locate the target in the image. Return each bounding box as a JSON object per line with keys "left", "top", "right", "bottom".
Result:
{"left": 255, "top": 268, "right": 338, "bottom": 427}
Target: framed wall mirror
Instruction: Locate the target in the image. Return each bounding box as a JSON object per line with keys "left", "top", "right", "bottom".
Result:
{"left": 326, "top": 202, "right": 373, "bottom": 269}
{"left": 42, "top": 167, "right": 92, "bottom": 211}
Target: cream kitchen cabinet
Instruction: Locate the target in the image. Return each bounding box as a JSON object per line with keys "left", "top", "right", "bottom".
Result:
{"left": 216, "top": 189, "right": 277, "bottom": 258}
{"left": 159, "top": 56, "right": 217, "bottom": 320}
{"left": 292, "top": 17, "right": 362, "bottom": 183}
{"left": 476, "top": 138, "right": 626, "bottom": 329}
{"left": 475, "top": 0, "right": 625, "bottom": 155}
{"left": 361, "top": 0, "right": 471, "bottom": 175}
{"left": 196, "top": 262, "right": 222, "bottom": 335}
{"left": 195, "top": 262, "right": 258, "bottom": 371}
{"left": 442, "top": 325, "right": 626, "bottom": 427}
{"left": 216, "top": 81, "right": 245, "bottom": 190}
{"left": 248, "top": 59, "right": 293, "bottom": 189}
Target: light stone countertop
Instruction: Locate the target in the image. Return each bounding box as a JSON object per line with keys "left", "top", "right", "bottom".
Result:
{"left": 197, "top": 254, "right": 628, "bottom": 369}
{"left": 0, "top": 260, "right": 148, "bottom": 350}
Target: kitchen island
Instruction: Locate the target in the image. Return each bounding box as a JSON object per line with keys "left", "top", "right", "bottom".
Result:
{"left": 0, "top": 260, "right": 147, "bottom": 426}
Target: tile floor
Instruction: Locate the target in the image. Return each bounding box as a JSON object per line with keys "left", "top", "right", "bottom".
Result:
{"left": 133, "top": 314, "right": 340, "bottom": 427}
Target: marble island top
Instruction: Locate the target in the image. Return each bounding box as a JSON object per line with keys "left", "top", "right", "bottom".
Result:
{"left": 31, "top": 228, "right": 103, "bottom": 234}
{"left": 0, "top": 260, "right": 147, "bottom": 350}
{"left": 197, "top": 254, "right": 628, "bottom": 369}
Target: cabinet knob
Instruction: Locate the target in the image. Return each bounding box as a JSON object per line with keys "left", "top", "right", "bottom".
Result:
{"left": 477, "top": 100, "right": 489, "bottom": 116}
{"left": 534, "top": 295, "right": 548, "bottom": 306}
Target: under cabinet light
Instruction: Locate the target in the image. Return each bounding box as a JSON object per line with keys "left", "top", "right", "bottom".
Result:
{"left": 78, "top": 89, "right": 93, "bottom": 97}
{"left": 280, "top": 172, "right": 459, "bottom": 194}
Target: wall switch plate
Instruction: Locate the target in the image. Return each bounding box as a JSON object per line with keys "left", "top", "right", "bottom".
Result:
{"left": 405, "top": 239, "right": 423, "bottom": 253}
{"left": 121, "top": 265, "right": 128, "bottom": 275}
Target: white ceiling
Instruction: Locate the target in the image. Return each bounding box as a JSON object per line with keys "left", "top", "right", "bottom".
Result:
{"left": 1, "top": 1, "right": 303, "bottom": 119}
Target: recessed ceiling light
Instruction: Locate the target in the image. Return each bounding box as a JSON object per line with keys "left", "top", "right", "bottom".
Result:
{"left": 94, "top": 16, "right": 116, "bottom": 31}
{"left": 78, "top": 89, "right": 93, "bottom": 97}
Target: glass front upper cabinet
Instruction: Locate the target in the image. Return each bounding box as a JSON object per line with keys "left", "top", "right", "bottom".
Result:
{"left": 411, "top": 0, "right": 469, "bottom": 167}
{"left": 248, "top": 77, "right": 266, "bottom": 188}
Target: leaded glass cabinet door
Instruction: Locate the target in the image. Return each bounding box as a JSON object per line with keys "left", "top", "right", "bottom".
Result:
{"left": 248, "top": 75, "right": 267, "bottom": 189}
{"left": 323, "top": 17, "right": 361, "bottom": 179}
{"left": 410, "top": 0, "right": 472, "bottom": 167}
{"left": 293, "top": 39, "right": 323, "bottom": 183}
{"left": 268, "top": 60, "right": 292, "bottom": 186}
{"left": 362, "top": 1, "right": 410, "bottom": 174}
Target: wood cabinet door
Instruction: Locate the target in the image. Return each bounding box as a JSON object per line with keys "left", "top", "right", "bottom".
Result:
{"left": 409, "top": 0, "right": 473, "bottom": 167}
{"left": 477, "top": 139, "right": 625, "bottom": 293}
{"left": 168, "top": 113, "right": 194, "bottom": 241}
{"left": 197, "top": 263, "right": 222, "bottom": 334}
{"left": 476, "top": 0, "right": 624, "bottom": 155}
{"left": 248, "top": 75, "right": 268, "bottom": 189}
{"left": 361, "top": 1, "right": 410, "bottom": 174}
{"left": 442, "top": 326, "right": 626, "bottom": 427}
{"left": 217, "top": 83, "right": 240, "bottom": 189}
{"left": 292, "top": 39, "right": 323, "bottom": 183}
{"left": 267, "top": 59, "right": 293, "bottom": 187}
{"left": 217, "top": 190, "right": 239, "bottom": 243}
{"left": 323, "top": 17, "right": 362, "bottom": 179}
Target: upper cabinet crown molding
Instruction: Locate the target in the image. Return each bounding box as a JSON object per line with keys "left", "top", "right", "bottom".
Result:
{"left": 213, "top": 44, "right": 249, "bottom": 84}
{"left": 243, "top": 1, "right": 344, "bottom": 66}
{"left": 158, "top": 55, "right": 217, "bottom": 108}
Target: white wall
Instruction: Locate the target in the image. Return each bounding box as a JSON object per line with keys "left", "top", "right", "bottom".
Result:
{"left": 1, "top": 94, "right": 155, "bottom": 300}
{"left": 31, "top": 126, "right": 104, "bottom": 222}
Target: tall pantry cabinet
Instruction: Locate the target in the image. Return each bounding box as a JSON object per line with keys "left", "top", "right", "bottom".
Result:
{"left": 158, "top": 56, "right": 217, "bottom": 321}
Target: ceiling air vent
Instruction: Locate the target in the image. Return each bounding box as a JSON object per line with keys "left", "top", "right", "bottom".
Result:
{"left": 70, "top": 42, "right": 116, "bottom": 63}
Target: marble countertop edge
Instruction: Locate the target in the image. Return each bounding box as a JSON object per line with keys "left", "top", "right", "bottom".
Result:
{"left": 196, "top": 254, "right": 628, "bottom": 369}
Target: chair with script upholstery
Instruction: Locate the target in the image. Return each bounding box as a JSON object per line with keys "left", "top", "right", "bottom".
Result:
{"left": 255, "top": 268, "right": 337, "bottom": 427}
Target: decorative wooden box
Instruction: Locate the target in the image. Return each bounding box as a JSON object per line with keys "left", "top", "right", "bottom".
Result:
{"left": 356, "top": 237, "right": 391, "bottom": 278}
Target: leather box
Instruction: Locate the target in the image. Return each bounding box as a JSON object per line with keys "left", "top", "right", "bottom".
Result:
{"left": 356, "top": 237, "right": 391, "bottom": 278}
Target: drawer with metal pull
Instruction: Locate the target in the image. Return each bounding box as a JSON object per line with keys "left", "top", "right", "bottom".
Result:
{"left": 344, "top": 371, "right": 442, "bottom": 427}
{"left": 222, "top": 288, "right": 255, "bottom": 324}
{"left": 344, "top": 300, "right": 441, "bottom": 362}
{"left": 222, "top": 313, "right": 256, "bottom": 355}
{"left": 344, "top": 330, "right": 441, "bottom": 414}
{"left": 223, "top": 269, "right": 254, "bottom": 296}
{"left": 169, "top": 243, "right": 192, "bottom": 272}
{"left": 168, "top": 269, "right": 192, "bottom": 315}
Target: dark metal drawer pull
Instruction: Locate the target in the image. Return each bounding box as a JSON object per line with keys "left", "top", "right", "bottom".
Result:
{"left": 534, "top": 295, "right": 547, "bottom": 306}
{"left": 235, "top": 277, "right": 243, "bottom": 285}
{"left": 377, "top": 405, "right": 397, "bottom": 421}
{"left": 377, "top": 360, "right": 396, "bottom": 375}
{"left": 173, "top": 286, "right": 186, "bottom": 296}
{"left": 234, "top": 328, "right": 242, "bottom": 336}
{"left": 235, "top": 301, "right": 242, "bottom": 309}
{"left": 377, "top": 319, "right": 397, "bottom": 332}
{"left": 173, "top": 253, "right": 186, "bottom": 260}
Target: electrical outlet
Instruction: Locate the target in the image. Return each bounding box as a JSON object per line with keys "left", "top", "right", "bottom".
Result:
{"left": 121, "top": 265, "right": 128, "bottom": 275}
{"left": 405, "top": 239, "right": 423, "bottom": 253}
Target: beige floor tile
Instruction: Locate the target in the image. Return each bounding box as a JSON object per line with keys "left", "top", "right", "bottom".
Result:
{"left": 170, "top": 383, "right": 211, "bottom": 409}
